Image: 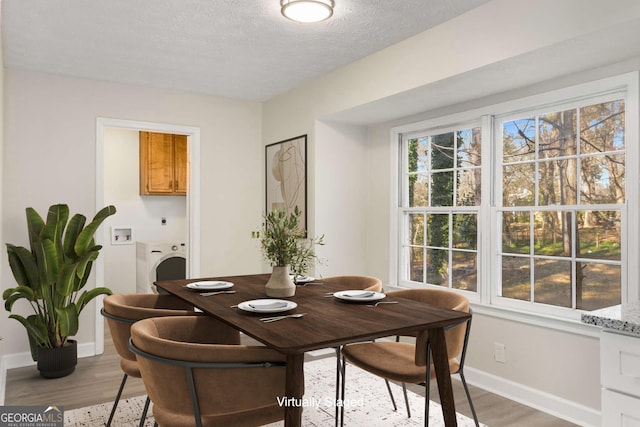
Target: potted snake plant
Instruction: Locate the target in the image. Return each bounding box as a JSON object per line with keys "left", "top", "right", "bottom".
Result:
{"left": 3, "top": 204, "right": 116, "bottom": 378}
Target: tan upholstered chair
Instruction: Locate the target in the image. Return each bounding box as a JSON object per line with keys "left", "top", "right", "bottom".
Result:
{"left": 340, "top": 288, "right": 478, "bottom": 427}
{"left": 129, "top": 315, "right": 287, "bottom": 427}
{"left": 323, "top": 275, "right": 383, "bottom": 422}
{"left": 322, "top": 275, "right": 383, "bottom": 292}
{"left": 101, "top": 294, "right": 195, "bottom": 427}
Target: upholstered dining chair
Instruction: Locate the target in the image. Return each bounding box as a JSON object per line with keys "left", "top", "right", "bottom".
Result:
{"left": 339, "top": 288, "right": 479, "bottom": 427}
{"left": 101, "top": 293, "right": 196, "bottom": 427}
{"left": 129, "top": 315, "right": 287, "bottom": 427}
{"left": 323, "top": 275, "right": 384, "bottom": 423}
{"left": 322, "top": 275, "right": 383, "bottom": 293}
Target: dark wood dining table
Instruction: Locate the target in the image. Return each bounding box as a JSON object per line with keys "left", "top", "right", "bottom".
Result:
{"left": 155, "top": 274, "right": 470, "bottom": 427}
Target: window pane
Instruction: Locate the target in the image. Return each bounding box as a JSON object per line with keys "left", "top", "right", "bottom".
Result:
{"left": 427, "top": 213, "right": 449, "bottom": 248}
{"left": 431, "top": 171, "right": 454, "bottom": 206}
{"left": 409, "top": 247, "right": 424, "bottom": 283}
{"left": 580, "top": 154, "right": 625, "bottom": 204}
{"left": 538, "top": 110, "right": 577, "bottom": 159}
{"left": 452, "top": 251, "right": 477, "bottom": 292}
{"left": 501, "top": 256, "right": 530, "bottom": 301}
{"left": 453, "top": 214, "right": 477, "bottom": 250}
{"left": 503, "top": 163, "right": 535, "bottom": 206}
{"left": 407, "top": 138, "right": 429, "bottom": 173}
{"left": 409, "top": 174, "right": 429, "bottom": 207}
{"left": 577, "top": 210, "right": 621, "bottom": 261}
{"left": 408, "top": 213, "right": 424, "bottom": 246}
{"left": 580, "top": 100, "right": 625, "bottom": 154}
{"left": 430, "top": 132, "right": 455, "bottom": 171}
{"left": 457, "top": 169, "right": 481, "bottom": 206}
{"left": 534, "top": 259, "right": 572, "bottom": 308}
{"left": 576, "top": 262, "right": 621, "bottom": 310}
{"left": 502, "top": 211, "right": 530, "bottom": 254}
{"left": 538, "top": 158, "right": 577, "bottom": 206}
{"left": 503, "top": 118, "right": 535, "bottom": 163}
{"left": 427, "top": 248, "right": 448, "bottom": 286}
{"left": 458, "top": 128, "right": 482, "bottom": 167}
{"left": 534, "top": 210, "right": 572, "bottom": 257}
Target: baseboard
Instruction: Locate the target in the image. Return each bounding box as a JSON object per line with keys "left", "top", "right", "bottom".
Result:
{"left": 464, "top": 366, "right": 600, "bottom": 427}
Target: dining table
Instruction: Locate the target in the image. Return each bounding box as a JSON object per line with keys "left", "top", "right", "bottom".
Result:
{"left": 154, "top": 274, "right": 471, "bottom": 427}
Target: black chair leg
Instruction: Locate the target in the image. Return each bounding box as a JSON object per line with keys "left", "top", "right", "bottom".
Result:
{"left": 106, "top": 373, "right": 128, "bottom": 426}
{"left": 335, "top": 347, "right": 342, "bottom": 427}
{"left": 339, "top": 352, "right": 347, "bottom": 427}
{"left": 425, "top": 342, "right": 431, "bottom": 427}
{"left": 459, "top": 370, "right": 479, "bottom": 427}
{"left": 401, "top": 382, "right": 411, "bottom": 418}
{"left": 384, "top": 379, "right": 398, "bottom": 411}
{"left": 139, "top": 396, "right": 151, "bottom": 427}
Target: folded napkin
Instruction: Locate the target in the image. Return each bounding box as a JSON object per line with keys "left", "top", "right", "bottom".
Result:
{"left": 192, "top": 282, "right": 224, "bottom": 288}
{"left": 249, "top": 301, "right": 288, "bottom": 309}
{"left": 344, "top": 292, "right": 375, "bottom": 298}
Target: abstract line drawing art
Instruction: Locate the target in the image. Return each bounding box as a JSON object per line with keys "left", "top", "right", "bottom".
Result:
{"left": 265, "top": 135, "right": 307, "bottom": 232}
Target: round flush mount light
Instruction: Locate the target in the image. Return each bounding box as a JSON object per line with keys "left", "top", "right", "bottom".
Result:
{"left": 280, "top": 0, "right": 335, "bottom": 23}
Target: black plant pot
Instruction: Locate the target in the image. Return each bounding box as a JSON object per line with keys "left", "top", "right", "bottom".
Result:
{"left": 36, "top": 340, "right": 77, "bottom": 379}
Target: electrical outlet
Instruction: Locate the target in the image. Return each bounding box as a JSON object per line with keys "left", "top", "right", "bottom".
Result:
{"left": 494, "top": 342, "right": 506, "bottom": 363}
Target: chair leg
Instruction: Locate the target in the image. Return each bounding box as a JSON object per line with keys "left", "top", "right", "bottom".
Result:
{"left": 425, "top": 341, "right": 431, "bottom": 427}
{"left": 401, "top": 382, "right": 412, "bottom": 418}
{"left": 138, "top": 396, "right": 151, "bottom": 427}
{"left": 106, "top": 373, "right": 128, "bottom": 427}
{"left": 384, "top": 379, "right": 398, "bottom": 411}
{"left": 459, "top": 370, "right": 479, "bottom": 427}
{"left": 339, "top": 352, "right": 347, "bottom": 427}
{"left": 335, "top": 347, "right": 342, "bottom": 427}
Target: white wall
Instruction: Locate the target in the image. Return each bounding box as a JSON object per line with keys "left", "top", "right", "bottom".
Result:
{"left": 261, "top": 1, "right": 640, "bottom": 424}
{"left": 103, "top": 128, "right": 187, "bottom": 295}
{"left": 0, "top": 5, "right": 6, "bottom": 405}
{"left": 313, "top": 121, "right": 369, "bottom": 277}
{"left": 1, "top": 69, "right": 264, "bottom": 368}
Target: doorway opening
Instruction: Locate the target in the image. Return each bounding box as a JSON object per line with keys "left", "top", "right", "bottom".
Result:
{"left": 95, "top": 118, "right": 201, "bottom": 354}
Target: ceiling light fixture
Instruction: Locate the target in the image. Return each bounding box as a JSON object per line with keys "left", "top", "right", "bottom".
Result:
{"left": 280, "top": 0, "right": 335, "bottom": 23}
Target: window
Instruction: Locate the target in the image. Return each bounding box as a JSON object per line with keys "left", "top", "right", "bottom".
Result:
{"left": 497, "top": 99, "right": 624, "bottom": 313}
{"left": 400, "top": 125, "right": 481, "bottom": 292}
{"left": 396, "top": 74, "right": 636, "bottom": 319}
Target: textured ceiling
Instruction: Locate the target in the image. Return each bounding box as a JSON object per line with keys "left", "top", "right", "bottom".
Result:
{"left": 1, "top": 0, "right": 491, "bottom": 101}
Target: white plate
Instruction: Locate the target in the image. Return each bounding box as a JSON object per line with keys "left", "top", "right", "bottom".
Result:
{"left": 291, "top": 275, "right": 315, "bottom": 284}
{"left": 238, "top": 299, "right": 297, "bottom": 313}
{"left": 186, "top": 281, "right": 234, "bottom": 291}
{"left": 333, "top": 290, "right": 386, "bottom": 302}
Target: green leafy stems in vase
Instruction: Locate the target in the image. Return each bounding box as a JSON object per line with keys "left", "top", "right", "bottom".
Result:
{"left": 254, "top": 206, "right": 324, "bottom": 282}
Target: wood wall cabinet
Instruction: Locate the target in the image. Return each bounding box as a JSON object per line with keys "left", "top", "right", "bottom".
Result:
{"left": 139, "top": 131, "right": 187, "bottom": 195}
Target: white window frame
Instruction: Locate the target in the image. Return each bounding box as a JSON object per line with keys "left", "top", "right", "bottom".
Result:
{"left": 398, "top": 121, "right": 484, "bottom": 300}
{"left": 492, "top": 92, "right": 628, "bottom": 320}
{"left": 390, "top": 72, "right": 639, "bottom": 330}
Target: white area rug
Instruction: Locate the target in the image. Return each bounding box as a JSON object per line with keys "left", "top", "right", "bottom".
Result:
{"left": 65, "top": 357, "right": 483, "bottom": 426}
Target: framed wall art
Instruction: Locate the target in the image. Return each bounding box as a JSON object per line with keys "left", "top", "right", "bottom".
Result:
{"left": 265, "top": 135, "right": 307, "bottom": 232}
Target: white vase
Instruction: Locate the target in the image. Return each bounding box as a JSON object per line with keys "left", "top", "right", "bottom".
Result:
{"left": 265, "top": 265, "right": 296, "bottom": 297}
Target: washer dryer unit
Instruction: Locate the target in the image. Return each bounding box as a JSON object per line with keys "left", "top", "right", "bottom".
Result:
{"left": 136, "top": 241, "right": 187, "bottom": 293}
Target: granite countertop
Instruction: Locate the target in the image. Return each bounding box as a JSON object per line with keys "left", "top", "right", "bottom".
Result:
{"left": 581, "top": 301, "right": 640, "bottom": 335}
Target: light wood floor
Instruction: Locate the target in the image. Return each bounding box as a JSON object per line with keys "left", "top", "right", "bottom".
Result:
{"left": 5, "top": 329, "right": 578, "bottom": 427}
